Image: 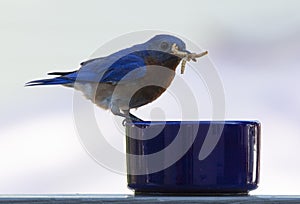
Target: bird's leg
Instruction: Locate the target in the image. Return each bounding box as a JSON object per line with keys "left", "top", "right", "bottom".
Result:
{"left": 110, "top": 103, "right": 131, "bottom": 120}
{"left": 110, "top": 103, "right": 144, "bottom": 126}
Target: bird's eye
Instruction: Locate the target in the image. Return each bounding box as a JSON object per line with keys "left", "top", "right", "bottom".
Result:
{"left": 160, "top": 42, "right": 169, "bottom": 50}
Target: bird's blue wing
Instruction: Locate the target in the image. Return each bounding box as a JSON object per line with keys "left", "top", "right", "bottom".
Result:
{"left": 67, "top": 53, "right": 147, "bottom": 84}
{"left": 101, "top": 53, "right": 146, "bottom": 83}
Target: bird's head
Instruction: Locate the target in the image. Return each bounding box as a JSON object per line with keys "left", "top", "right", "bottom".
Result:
{"left": 145, "top": 34, "right": 190, "bottom": 56}
{"left": 142, "top": 34, "right": 208, "bottom": 74}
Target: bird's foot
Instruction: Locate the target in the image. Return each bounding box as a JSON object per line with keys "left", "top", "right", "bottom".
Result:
{"left": 122, "top": 119, "right": 149, "bottom": 128}
{"left": 122, "top": 113, "right": 149, "bottom": 128}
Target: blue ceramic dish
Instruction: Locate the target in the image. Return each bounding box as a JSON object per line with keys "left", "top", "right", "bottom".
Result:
{"left": 126, "top": 121, "right": 260, "bottom": 195}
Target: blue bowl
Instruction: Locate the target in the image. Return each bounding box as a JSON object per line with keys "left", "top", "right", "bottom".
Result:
{"left": 126, "top": 121, "right": 260, "bottom": 195}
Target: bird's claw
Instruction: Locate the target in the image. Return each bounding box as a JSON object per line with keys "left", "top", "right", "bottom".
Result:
{"left": 122, "top": 118, "right": 149, "bottom": 128}
{"left": 171, "top": 43, "right": 208, "bottom": 74}
{"left": 122, "top": 118, "right": 130, "bottom": 126}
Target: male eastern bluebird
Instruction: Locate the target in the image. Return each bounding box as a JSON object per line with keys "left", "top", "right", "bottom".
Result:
{"left": 26, "top": 34, "right": 207, "bottom": 122}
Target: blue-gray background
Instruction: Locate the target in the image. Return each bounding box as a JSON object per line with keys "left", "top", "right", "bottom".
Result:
{"left": 1, "top": 0, "right": 299, "bottom": 195}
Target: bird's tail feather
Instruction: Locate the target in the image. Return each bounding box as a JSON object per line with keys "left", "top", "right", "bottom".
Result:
{"left": 47, "top": 71, "right": 77, "bottom": 76}
{"left": 25, "top": 77, "right": 73, "bottom": 86}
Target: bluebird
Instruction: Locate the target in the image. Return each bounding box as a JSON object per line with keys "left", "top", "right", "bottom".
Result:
{"left": 26, "top": 34, "right": 208, "bottom": 122}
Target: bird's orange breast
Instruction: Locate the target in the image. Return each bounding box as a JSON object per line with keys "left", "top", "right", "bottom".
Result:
{"left": 94, "top": 55, "right": 182, "bottom": 110}
{"left": 128, "top": 56, "right": 181, "bottom": 108}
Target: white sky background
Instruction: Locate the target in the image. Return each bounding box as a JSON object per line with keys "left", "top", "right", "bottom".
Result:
{"left": 1, "top": 0, "right": 300, "bottom": 195}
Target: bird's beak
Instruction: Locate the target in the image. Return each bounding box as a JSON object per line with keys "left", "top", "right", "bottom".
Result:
{"left": 171, "top": 44, "right": 189, "bottom": 58}
{"left": 182, "top": 49, "right": 192, "bottom": 54}
{"left": 171, "top": 43, "right": 208, "bottom": 61}
{"left": 171, "top": 43, "right": 208, "bottom": 74}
